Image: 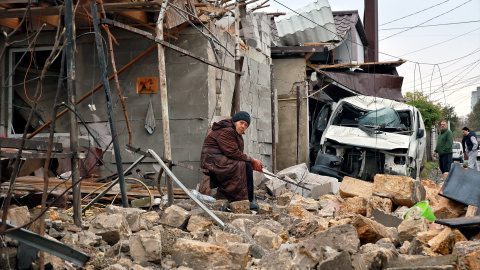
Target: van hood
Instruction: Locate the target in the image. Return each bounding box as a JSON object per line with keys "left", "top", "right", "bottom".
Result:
{"left": 324, "top": 125, "right": 411, "bottom": 150}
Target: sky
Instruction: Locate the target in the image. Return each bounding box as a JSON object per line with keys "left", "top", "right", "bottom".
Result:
{"left": 259, "top": 0, "right": 480, "bottom": 117}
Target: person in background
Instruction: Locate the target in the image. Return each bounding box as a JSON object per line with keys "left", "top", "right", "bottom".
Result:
{"left": 201, "top": 111, "right": 263, "bottom": 210}
{"left": 433, "top": 120, "right": 453, "bottom": 173}
{"left": 461, "top": 126, "right": 479, "bottom": 171}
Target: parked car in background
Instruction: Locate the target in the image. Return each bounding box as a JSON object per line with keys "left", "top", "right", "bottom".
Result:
{"left": 452, "top": 141, "right": 464, "bottom": 163}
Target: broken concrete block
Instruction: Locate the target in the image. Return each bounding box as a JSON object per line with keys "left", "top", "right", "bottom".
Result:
{"left": 255, "top": 219, "right": 286, "bottom": 236}
{"left": 290, "top": 197, "right": 319, "bottom": 211}
{"left": 277, "top": 163, "right": 308, "bottom": 182}
{"left": 386, "top": 254, "right": 459, "bottom": 269}
{"left": 373, "top": 174, "right": 426, "bottom": 207}
{"left": 253, "top": 227, "right": 282, "bottom": 251}
{"left": 172, "top": 239, "right": 233, "bottom": 269}
{"left": 306, "top": 224, "right": 360, "bottom": 254}
{"left": 386, "top": 227, "right": 400, "bottom": 246}
{"left": 230, "top": 218, "right": 255, "bottom": 235}
{"left": 428, "top": 227, "right": 467, "bottom": 255}
{"left": 160, "top": 205, "right": 191, "bottom": 229}
{"left": 88, "top": 213, "right": 131, "bottom": 244}
{"left": 276, "top": 192, "right": 299, "bottom": 206}
{"left": 339, "top": 176, "right": 373, "bottom": 198}
{"left": 129, "top": 230, "right": 162, "bottom": 263}
{"left": 398, "top": 217, "right": 428, "bottom": 244}
{"left": 186, "top": 215, "right": 212, "bottom": 232}
{"left": 230, "top": 200, "right": 250, "bottom": 214}
{"left": 302, "top": 173, "right": 339, "bottom": 198}
{"left": 288, "top": 205, "right": 314, "bottom": 220}
{"left": 265, "top": 177, "right": 287, "bottom": 197}
{"left": 152, "top": 225, "right": 189, "bottom": 255}
{"left": 318, "top": 250, "right": 353, "bottom": 270}
{"left": 366, "top": 196, "right": 393, "bottom": 216}
{"left": 105, "top": 205, "right": 145, "bottom": 232}
{"left": 351, "top": 215, "right": 391, "bottom": 244}
{"left": 432, "top": 197, "right": 466, "bottom": 219}
{"left": 361, "top": 249, "right": 396, "bottom": 270}
{"left": 461, "top": 250, "right": 480, "bottom": 270}
{"left": 140, "top": 211, "right": 160, "bottom": 230}
{"left": 338, "top": 197, "right": 368, "bottom": 216}
{"left": 370, "top": 208, "right": 403, "bottom": 228}
{"left": 253, "top": 170, "right": 270, "bottom": 188}
{"left": 226, "top": 242, "right": 251, "bottom": 270}
{"left": 257, "top": 202, "right": 273, "bottom": 215}
{"left": 257, "top": 243, "right": 317, "bottom": 270}
{"left": 311, "top": 182, "right": 334, "bottom": 199}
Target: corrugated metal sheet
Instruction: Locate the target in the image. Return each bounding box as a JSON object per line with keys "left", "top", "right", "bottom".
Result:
{"left": 274, "top": 0, "right": 338, "bottom": 46}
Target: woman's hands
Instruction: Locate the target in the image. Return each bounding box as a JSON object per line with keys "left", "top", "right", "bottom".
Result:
{"left": 252, "top": 158, "right": 263, "bottom": 172}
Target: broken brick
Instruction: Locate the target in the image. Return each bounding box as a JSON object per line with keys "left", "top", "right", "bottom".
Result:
{"left": 339, "top": 176, "right": 373, "bottom": 198}
{"left": 373, "top": 174, "right": 426, "bottom": 207}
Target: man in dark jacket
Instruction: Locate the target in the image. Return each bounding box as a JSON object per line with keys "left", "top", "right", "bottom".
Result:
{"left": 201, "top": 111, "right": 263, "bottom": 209}
{"left": 434, "top": 120, "right": 453, "bottom": 173}
{"left": 461, "top": 127, "right": 478, "bottom": 170}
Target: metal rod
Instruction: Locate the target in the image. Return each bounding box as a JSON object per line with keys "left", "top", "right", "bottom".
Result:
{"left": 147, "top": 149, "right": 225, "bottom": 228}
{"left": 296, "top": 86, "right": 301, "bottom": 164}
{"left": 3, "top": 221, "right": 90, "bottom": 266}
{"left": 91, "top": 2, "right": 128, "bottom": 208}
{"left": 27, "top": 44, "right": 157, "bottom": 140}
{"left": 157, "top": 0, "right": 174, "bottom": 206}
{"left": 82, "top": 154, "right": 147, "bottom": 214}
{"left": 65, "top": 0, "right": 82, "bottom": 226}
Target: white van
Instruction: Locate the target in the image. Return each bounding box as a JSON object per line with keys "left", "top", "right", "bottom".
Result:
{"left": 310, "top": 96, "right": 426, "bottom": 181}
{"left": 452, "top": 141, "right": 464, "bottom": 163}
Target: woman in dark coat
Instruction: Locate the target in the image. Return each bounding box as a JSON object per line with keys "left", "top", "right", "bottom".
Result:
{"left": 201, "top": 111, "right": 263, "bottom": 206}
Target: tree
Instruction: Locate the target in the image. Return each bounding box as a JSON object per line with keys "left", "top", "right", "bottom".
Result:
{"left": 439, "top": 104, "right": 459, "bottom": 137}
{"left": 467, "top": 100, "right": 480, "bottom": 132}
{"left": 406, "top": 92, "right": 441, "bottom": 130}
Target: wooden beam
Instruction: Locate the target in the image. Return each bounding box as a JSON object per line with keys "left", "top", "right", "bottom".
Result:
{"left": 0, "top": 17, "right": 20, "bottom": 29}
{"left": 34, "top": 15, "right": 60, "bottom": 28}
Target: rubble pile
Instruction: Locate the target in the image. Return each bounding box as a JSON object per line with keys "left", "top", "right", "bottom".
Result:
{"left": 1, "top": 164, "right": 479, "bottom": 270}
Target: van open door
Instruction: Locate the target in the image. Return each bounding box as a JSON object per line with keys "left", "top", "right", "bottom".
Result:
{"left": 309, "top": 104, "right": 331, "bottom": 168}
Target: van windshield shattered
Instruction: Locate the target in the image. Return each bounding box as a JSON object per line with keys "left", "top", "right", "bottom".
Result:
{"left": 332, "top": 103, "right": 411, "bottom": 133}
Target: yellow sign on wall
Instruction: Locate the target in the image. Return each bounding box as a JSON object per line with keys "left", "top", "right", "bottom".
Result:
{"left": 136, "top": 77, "right": 158, "bottom": 94}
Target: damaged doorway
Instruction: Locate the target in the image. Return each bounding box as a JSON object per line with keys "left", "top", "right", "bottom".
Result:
{"left": 8, "top": 46, "right": 69, "bottom": 137}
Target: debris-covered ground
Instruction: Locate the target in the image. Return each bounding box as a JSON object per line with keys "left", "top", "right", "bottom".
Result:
{"left": 2, "top": 163, "right": 480, "bottom": 270}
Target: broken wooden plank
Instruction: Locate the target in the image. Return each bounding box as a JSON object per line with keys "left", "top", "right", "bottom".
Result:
{"left": 0, "top": 138, "right": 63, "bottom": 152}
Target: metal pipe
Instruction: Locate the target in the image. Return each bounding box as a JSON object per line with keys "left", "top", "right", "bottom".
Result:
{"left": 157, "top": 0, "right": 174, "bottom": 206}
{"left": 65, "top": 0, "right": 82, "bottom": 226}
{"left": 270, "top": 64, "right": 276, "bottom": 172}
{"left": 261, "top": 170, "right": 311, "bottom": 191}
{"left": 147, "top": 149, "right": 225, "bottom": 228}
{"left": 91, "top": 2, "right": 128, "bottom": 208}
{"left": 296, "top": 86, "right": 301, "bottom": 164}
{"left": 81, "top": 154, "right": 147, "bottom": 214}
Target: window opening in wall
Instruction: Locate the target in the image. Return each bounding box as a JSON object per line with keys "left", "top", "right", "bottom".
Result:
{"left": 8, "top": 46, "right": 68, "bottom": 137}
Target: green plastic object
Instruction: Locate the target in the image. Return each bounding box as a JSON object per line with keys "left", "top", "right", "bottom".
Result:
{"left": 405, "top": 201, "right": 436, "bottom": 221}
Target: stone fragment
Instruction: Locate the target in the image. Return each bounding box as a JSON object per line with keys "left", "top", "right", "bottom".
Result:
{"left": 257, "top": 202, "right": 273, "bottom": 215}
{"left": 351, "top": 215, "right": 391, "bottom": 244}
{"left": 48, "top": 211, "right": 74, "bottom": 223}
{"left": 230, "top": 218, "right": 255, "bottom": 235}
{"left": 3, "top": 205, "right": 30, "bottom": 226}
{"left": 186, "top": 215, "right": 212, "bottom": 232}
{"left": 386, "top": 227, "right": 400, "bottom": 246}
{"left": 387, "top": 254, "right": 459, "bottom": 269}
{"left": 210, "top": 230, "right": 243, "bottom": 247}
{"left": 398, "top": 217, "right": 428, "bottom": 244}
{"left": 277, "top": 163, "right": 308, "bottom": 181}
{"left": 366, "top": 196, "right": 393, "bottom": 216}
{"left": 288, "top": 205, "right": 314, "bottom": 219}
{"left": 291, "top": 219, "right": 327, "bottom": 239}
{"left": 276, "top": 213, "right": 302, "bottom": 232}
{"left": 339, "top": 176, "right": 373, "bottom": 198}
{"left": 399, "top": 241, "right": 410, "bottom": 254}
{"left": 129, "top": 230, "right": 162, "bottom": 263}
{"left": 88, "top": 213, "right": 131, "bottom": 244}
{"left": 104, "top": 264, "right": 127, "bottom": 270}
{"left": 462, "top": 250, "right": 480, "bottom": 270}
{"left": 272, "top": 204, "right": 288, "bottom": 214}
{"left": 257, "top": 243, "right": 317, "bottom": 270}
{"left": 0, "top": 247, "right": 17, "bottom": 269}
{"left": 255, "top": 219, "right": 286, "bottom": 235}
{"left": 432, "top": 197, "right": 466, "bottom": 219}
{"left": 160, "top": 205, "right": 191, "bottom": 229}
{"left": 226, "top": 242, "right": 251, "bottom": 270}
{"left": 338, "top": 197, "right": 368, "bottom": 216}
{"left": 223, "top": 223, "right": 267, "bottom": 259}
{"left": 276, "top": 192, "right": 299, "bottom": 206}
{"left": 318, "top": 250, "right": 353, "bottom": 270}
{"left": 253, "top": 227, "right": 282, "bottom": 251}
{"left": 153, "top": 225, "right": 189, "bottom": 255}
{"left": 428, "top": 227, "right": 467, "bottom": 255}
{"left": 290, "top": 197, "right": 319, "bottom": 211}
{"left": 422, "top": 179, "right": 441, "bottom": 206}
{"left": 370, "top": 208, "right": 403, "bottom": 228}
{"left": 361, "top": 249, "right": 395, "bottom": 270}
{"left": 311, "top": 182, "right": 335, "bottom": 199}
{"left": 253, "top": 170, "right": 270, "bottom": 188}
{"left": 77, "top": 231, "right": 102, "bottom": 247}
{"left": 302, "top": 173, "right": 339, "bottom": 198}
{"left": 230, "top": 200, "right": 250, "bottom": 214}
{"left": 453, "top": 241, "right": 480, "bottom": 257}
{"left": 265, "top": 177, "right": 287, "bottom": 197}
{"left": 172, "top": 239, "right": 233, "bottom": 269}
{"left": 306, "top": 224, "right": 360, "bottom": 254}
{"left": 373, "top": 174, "right": 426, "bottom": 207}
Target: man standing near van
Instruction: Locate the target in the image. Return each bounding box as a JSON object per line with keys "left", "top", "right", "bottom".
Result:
{"left": 461, "top": 127, "right": 479, "bottom": 171}
{"left": 433, "top": 120, "right": 453, "bottom": 173}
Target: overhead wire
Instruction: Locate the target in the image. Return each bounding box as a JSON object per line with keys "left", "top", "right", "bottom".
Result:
{"left": 379, "top": 0, "right": 451, "bottom": 26}
{"left": 380, "top": 19, "right": 480, "bottom": 30}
